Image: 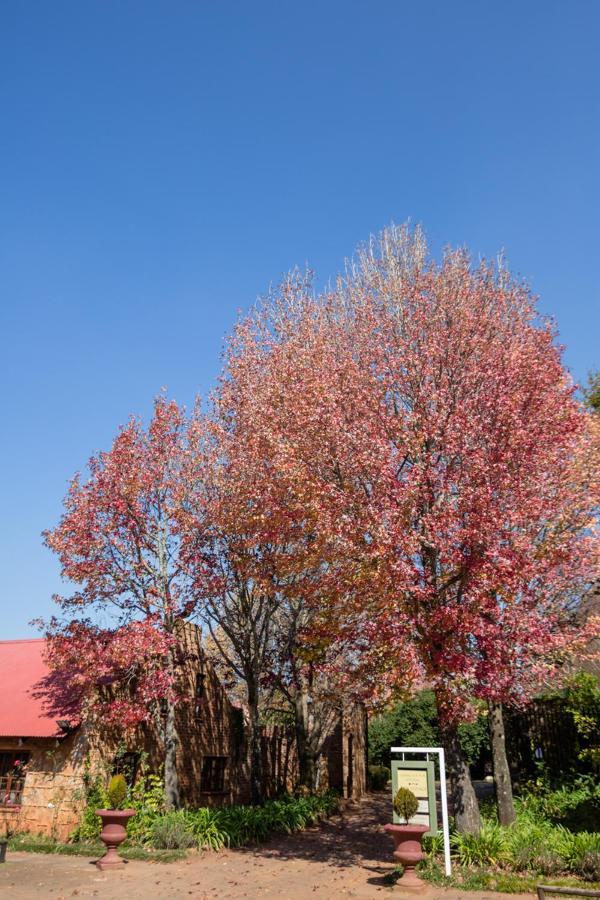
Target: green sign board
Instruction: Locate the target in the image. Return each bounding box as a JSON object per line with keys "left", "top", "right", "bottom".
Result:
{"left": 391, "top": 759, "right": 438, "bottom": 835}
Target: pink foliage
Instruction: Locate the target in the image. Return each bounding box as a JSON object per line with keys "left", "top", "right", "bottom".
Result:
{"left": 44, "top": 617, "right": 177, "bottom": 728}
{"left": 43, "top": 396, "right": 195, "bottom": 727}
{"left": 208, "top": 229, "right": 600, "bottom": 721}
{"left": 42, "top": 229, "right": 600, "bottom": 732}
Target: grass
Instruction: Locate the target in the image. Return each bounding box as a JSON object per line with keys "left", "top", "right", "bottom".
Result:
{"left": 8, "top": 832, "right": 186, "bottom": 862}
{"left": 420, "top": 860, "right": 600, "bottom": 894}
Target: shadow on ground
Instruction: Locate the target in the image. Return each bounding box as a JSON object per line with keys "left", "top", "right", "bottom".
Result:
{"left": 230, "top": 792, "right": 392, "bottom": 870}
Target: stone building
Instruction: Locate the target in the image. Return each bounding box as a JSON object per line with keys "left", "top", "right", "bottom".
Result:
{"left": 0, "top": 631, "right": 367, "bottom": 840}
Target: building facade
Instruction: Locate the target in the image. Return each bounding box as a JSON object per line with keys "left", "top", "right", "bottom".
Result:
{"left": 0, "top": 631, "right": 367, "bottom": 840}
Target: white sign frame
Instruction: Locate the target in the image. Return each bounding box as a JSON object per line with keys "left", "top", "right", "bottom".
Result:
{"left": 390, "top": 746, "right": 451, "bottom": 876}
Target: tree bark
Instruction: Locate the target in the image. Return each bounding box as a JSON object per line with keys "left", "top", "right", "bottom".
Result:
{"left": 164, "top": 695, "right": 180, "bottom": 809}
{"left": 441, "top": 718, "right": 481, "bottom": 835}
{"left": 488, "top": 701, "right": 516, "bottom": 825}
{"left": 295, "top": 690, "right": 318, "bottom": 790}
{"left": 247, "top": 679, "right": 264, "bottom": 805}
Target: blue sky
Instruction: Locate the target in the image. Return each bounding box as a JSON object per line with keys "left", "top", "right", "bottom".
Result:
{"left": 1, "top": 1, "right": 599, "bottom": 638}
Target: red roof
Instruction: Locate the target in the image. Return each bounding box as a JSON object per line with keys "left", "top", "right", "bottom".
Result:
{"left": 0, "top": 639, "right": 64, "bottom": 738}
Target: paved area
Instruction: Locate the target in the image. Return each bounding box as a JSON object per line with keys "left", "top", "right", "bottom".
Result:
{"left": 0, "top": 793, "right": 535, "bottom": 899}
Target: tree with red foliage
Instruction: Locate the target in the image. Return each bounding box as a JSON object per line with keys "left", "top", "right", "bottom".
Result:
{"left": 183, "top": 409, "right": 347, "bottom": 799}
{"left": 43, "top": 396, "right": 195, "bottom": 809}
{"left": 211, "top": 226, "right": 599, "bottom": 832}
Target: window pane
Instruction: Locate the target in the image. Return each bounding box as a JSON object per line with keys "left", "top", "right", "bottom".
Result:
{"left": 200, "top": 756, "right": 227, "bottom": 792}
{"left": 0, "top": 753, "right": 29, "bottom": 776}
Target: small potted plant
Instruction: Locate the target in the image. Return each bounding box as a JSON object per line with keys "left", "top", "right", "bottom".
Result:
{"left": 383, "top": 787, "right": 429, "bottom": 888}
{"left": 96, "top": 774, "right": 135, "bottom": 870}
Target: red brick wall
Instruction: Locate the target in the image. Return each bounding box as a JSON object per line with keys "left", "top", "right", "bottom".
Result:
{"left": 320, "top": 703, "right": 368, "bottom": 798}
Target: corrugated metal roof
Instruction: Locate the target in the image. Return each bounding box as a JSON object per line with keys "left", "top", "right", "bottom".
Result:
{"left": 0, "top": 639, "right": 64, "bottom": 738}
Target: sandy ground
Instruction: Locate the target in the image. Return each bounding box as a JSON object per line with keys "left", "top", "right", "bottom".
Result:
{"left": 0, "top": 794, "right": 535, "bottom": 900}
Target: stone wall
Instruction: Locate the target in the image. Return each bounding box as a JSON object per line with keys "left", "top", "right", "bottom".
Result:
{"left": 0, "top": 733, "right": 88, "bottom": 840}
{"left": 258, "top": 703, "right": 368, "bottom": 801}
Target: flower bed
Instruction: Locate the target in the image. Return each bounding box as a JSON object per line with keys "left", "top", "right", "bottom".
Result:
{"left": 12, "top": 777, "right": 340, "bottom": 857}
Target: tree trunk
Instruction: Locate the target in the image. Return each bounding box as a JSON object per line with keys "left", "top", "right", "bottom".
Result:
{"left": 441, "top": 718, "right": 481, "bottom": 834}
{"left": 489, "top": 702, "right": 516, "bottom": 825}
{"left": 164, "top": 695, "right": 180, "bottom": 809}
{"left": 294, "top": 690, "right": 317, "bottom": 790}
{"left": 247, "top": 679, "right": 264, "bottom": 805}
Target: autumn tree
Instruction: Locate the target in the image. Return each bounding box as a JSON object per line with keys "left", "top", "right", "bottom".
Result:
{"left": 262, "top": 588, "right": 364, "bottom": 790}
{"left": 183, "top": 408, "right": 348, "bottom": 797}
{"left": 187, "top": 531, "right": 280, "bottom": 806}
{"left": 43, "top": 397, "right": 196, "bottom": 809}
{"left": 276, "top": 620, "right": 333, "bottom": 789}
{"left": 211, "top": 226, "right": 599, "bottom": 833}
{"left": 183, "top": 407, "right": 296, "bottom": 804}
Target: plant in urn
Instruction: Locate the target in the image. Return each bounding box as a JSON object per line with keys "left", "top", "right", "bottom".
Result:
{"left": 384, "top": 787, "right": 428, "bottom": 888}
{"left": 96, "top": 774, "right": 135, "bottom": 870}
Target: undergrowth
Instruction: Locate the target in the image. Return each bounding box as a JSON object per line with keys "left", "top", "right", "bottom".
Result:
{"left": 421, "top": 775, "right": 600, "bottom": 889}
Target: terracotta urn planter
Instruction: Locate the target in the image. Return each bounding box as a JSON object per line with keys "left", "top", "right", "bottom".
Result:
{"left": 95, "top": 809, "right": 135, "bottom": 870}
{"left": 384, "top": 823, "right": 428, "bottom": 888}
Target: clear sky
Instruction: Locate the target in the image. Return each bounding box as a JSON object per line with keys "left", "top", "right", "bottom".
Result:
{"left": 1, "top": 1, "right": 599, "bottom": 638}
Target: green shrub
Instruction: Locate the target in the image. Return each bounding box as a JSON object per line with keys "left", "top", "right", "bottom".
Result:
{"left": 107, "top": 774, "right": 128, "bottom": 809}
{"left": 423, "top": 787, "right": 600, "bottom": 889}
{"left": 71, "top": 770, "right": 165, "bottom": 844}
{"left": 422, "top": 832, "right": 444, "bottom": 855}
{"left": 560, "top": 831, "right": 600, "bottom": 876}
{"left": 187, "top": 807, "right": 229, "bottom": 850}
{"left": 450, "top": 822, "right": 507, "bottom": 867}
{"left": 124, "top": 772, "right": 166, "bottom": 843}
{"left": 77, "top": 788, "right": 340, "bottom": 852}
{"left": 210, "top": 792, "right": 339, "bottom": 848}
{"left": 518, "top": 775, "right": 600, "bottom": 832}
{"left": 368, "top": 689, "right": 490, "bottom": 771}
{"left": 393, "top": 787, "right": 419, "bottom": 824}
{"left": 564, "top": 672, "right": 600, "bottom": 770}
{"left": 149, "top": 811, "right": 197, "bottom": 850}
{"left": 503, "top": 818, "right": 564, "bottom": 872}
{"left": 368, "top": 765, "right": 390, "bottom": 791}
{"left": 70, "top": 776, "right": 108, "bottom": 841}
{"left": 577, "top": 851, "right": 600, "bottom": 882}
{"left": 204, "top": 792, "right": 340, "bottom": 848}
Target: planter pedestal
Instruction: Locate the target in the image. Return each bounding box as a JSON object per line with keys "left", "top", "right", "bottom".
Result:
{"left": 384, "top": 823, "right": 428, "bottom": 891}
{"left": 95, "top": 809, "right": 135, "bottom": 870}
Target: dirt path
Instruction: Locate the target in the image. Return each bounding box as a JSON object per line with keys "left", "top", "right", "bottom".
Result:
{"left": 0, "top": 794, "right": 535, "bottom": 899}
